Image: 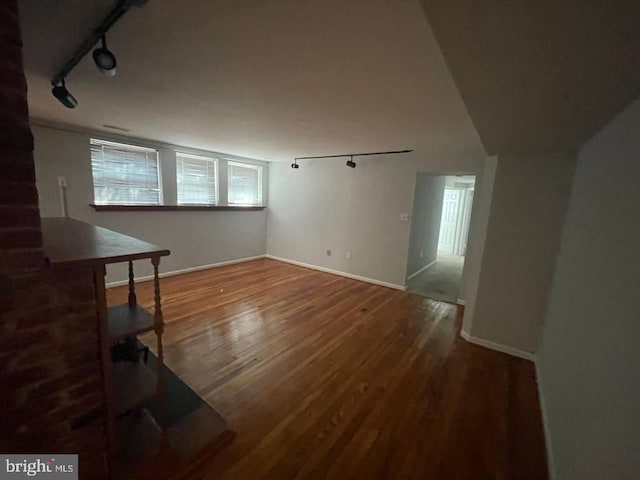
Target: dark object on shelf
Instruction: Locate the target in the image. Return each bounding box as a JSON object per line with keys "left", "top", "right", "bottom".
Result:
{"left": 111, "top": 338, "right": 139, "bottom": 362}
{"left": 111, "top": 338, "right": 149, "bottom": 363}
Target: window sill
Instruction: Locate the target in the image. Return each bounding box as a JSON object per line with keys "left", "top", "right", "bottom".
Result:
{"left": 90, "top": 204, "right": 266, "bottom": 212}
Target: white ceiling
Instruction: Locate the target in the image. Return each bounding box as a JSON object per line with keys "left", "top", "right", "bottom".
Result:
{"left": 18, "top": 0, "right": 483, "bottom": 161}
{"left": 421, "top": 0, "right": 640, "bottom": 155}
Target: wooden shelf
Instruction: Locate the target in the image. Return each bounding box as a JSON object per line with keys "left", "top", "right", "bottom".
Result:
{"left": 39, "top": 217, "right": 175, "bottom": 478}
{"left": 112, "top": 361, "right": 157, "bottom": 417}
{"left": 109, "top": 304, "right": 155, "bottom": 342}
{"left": 166, "top": 403, "right": 234, "bottom": 462}
{"left": 114, "top": 400, "right": 234, "bottom": 480}
{"left": 114, "top": 409, "right": 163, "bottom": 479}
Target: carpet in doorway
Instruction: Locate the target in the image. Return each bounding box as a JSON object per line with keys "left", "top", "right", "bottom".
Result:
{"left": 407, "top": 253, "right": 464, "bottom": 303}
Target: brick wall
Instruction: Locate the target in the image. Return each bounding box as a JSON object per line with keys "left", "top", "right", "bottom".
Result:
{"left": 0, "top": 268, "right": 107, "bottom": 477}
{"left": 0, "top": 0, "right": 44, "bottom": 272}
{"left": 0, "top": 1, "right": 107, "bottom": 477}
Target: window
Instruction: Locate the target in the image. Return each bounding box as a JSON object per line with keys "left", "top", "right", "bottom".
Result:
{"left": 228, "top": 161, "right": 263, "bottom": 206}
{"left": 90, "top": 139, "right": 161, "bottom": 205}
{"left": 176, "top": 153, "right": 217, "bottom": 205}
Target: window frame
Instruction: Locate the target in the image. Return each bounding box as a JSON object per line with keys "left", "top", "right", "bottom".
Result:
{"left": 175, "top": 152, "right": 219, "bottom": 206}
{"left": 90, "top": 138, "right": 163, "bottom": 206}
{"left": 227, "top": 160, "right": 264, "bottom": 206}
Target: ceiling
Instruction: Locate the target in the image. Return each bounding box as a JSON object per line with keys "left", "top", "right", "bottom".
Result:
{"left": 420, "top": 0, "right": 640, "bottom": 155}
{"left": 18, "top": 0, "right": 483, "bottom": 161}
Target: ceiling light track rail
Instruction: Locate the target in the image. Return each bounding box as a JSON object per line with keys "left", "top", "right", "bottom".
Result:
{"left": 51, "top": 0, "right": 147, "bottom": 87}
{"left": 294, "top": 149, "right": 413, "bottom": 161}
{"left": 292, "top": 149, "right": 413, "bottom": 169}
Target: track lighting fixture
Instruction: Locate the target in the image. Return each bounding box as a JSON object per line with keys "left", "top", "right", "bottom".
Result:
{"left": 50, "top": 0, "right": 148, "bottom": 107}
{"left": 51, "top": 79, "right": 78, "bottom": 109}
{"left": 93, "top": 36, "right": 117, "bottom": 76}
{"left": 292, "top": 149, "right": 412, "bottom": 169}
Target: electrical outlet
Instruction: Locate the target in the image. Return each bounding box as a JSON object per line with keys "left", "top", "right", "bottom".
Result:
{"left": 400, "top": 213, "right": 409, "bottom": 222}
{"left": 57, "top": 176, "right": 68, "bottom": 187}
{"left": 419, "top": 250, "right": 423, "bottom": 258}
{"left": 268, "top": 238, "right": 273, "bottom": 245}
{"left": 346, "top": 251, "right": 352, "bottom": 260}
{"left": 326, "top": 249, "right": 332, "bottom": 256}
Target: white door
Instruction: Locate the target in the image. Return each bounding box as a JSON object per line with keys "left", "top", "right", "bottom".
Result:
{"left": 438, "top": 188, "right": 462, "bottom": 254}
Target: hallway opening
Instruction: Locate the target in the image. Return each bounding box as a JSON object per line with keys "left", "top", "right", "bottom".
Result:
{"left": 406, "top": 175, "right": 475, "bottom": 303}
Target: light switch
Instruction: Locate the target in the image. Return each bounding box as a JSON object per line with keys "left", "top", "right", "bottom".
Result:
{"left": 400, "top": 213, "right": 409, "bottom": 222}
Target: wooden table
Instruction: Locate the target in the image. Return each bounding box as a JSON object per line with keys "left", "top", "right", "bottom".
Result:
{"left": 41, "top": 218, "right": 170, "bottom": 478}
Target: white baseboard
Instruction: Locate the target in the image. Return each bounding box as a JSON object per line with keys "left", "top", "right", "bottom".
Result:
{"left": 106, "top": 254, "right": 266, "bottom": 288}
{"left": 456, "top": 298, "right": 466, "bottom": 305}
{"left": 459, "top": 329, "right": 536, "bottom": 361}
{"left": 406, "top": 259, "right": 437, "bottom": 281}
{"left": 535, "top": 362, "right": 556, "bottom": 480}
{"left": 266, "top": 254, "right": 406, "bottom": 291}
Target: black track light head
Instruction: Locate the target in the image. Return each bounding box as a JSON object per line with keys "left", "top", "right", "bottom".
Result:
{"left": 51, "top": 79, "right": 78, "bottom": 108}
{"left": 291, "top": 161, "right": 300, "bottom": 169}
{"left": 93, "top": 36, "right": 117, "bottom": 76}
{"left": 346, "top": 157, "right": 356, "bottom": 168}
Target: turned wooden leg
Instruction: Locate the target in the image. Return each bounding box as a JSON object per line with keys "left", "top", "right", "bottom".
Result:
{"left": 152, "top": 256, "right": 164, "bottom": 393}
{"left": 127, "top": 260, "right": 137, "bottom": 308}
{"left": 151, "top": 256, "right": 167, "bottom": 441}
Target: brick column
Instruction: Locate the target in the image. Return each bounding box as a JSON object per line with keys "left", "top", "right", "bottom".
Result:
{"left": 0, "top": 1, "right": 108, "bottom": 477}
{"left": 0, "top": 0, "right": 45, "bottom": 272}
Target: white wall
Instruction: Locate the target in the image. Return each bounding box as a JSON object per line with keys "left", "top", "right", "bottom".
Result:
{"left": 406, "top": 174, "right": 446, "bottom": 277}
{"left": 459, "top": 156, "right": 496, "bottom": 318}
{"left": 464, "top": 151, "right": 575, "bottom": 353}
{"left": 266, "top": 151, "right": 485, "bottom": 288}
{"left": 32, "top": 124, "right": 268, "bottom": 284}
{"left": 536, "top": 96, "right": 640, "bottom": 479}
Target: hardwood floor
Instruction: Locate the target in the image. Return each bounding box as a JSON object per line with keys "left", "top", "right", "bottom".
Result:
{"left": 108, "top": 258, "right": 548, "bottom": 480}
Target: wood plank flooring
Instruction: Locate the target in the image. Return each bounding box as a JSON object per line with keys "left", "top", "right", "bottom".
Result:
{"left": 108, "top": 258, "right": 548, "bottom": 480}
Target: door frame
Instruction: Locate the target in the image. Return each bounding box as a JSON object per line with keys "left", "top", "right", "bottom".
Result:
{"left": 458, "top": 188, "right": 474, "bottom": 255}
{"left": 404, "top": 172, "right": 477, "bottom": 306}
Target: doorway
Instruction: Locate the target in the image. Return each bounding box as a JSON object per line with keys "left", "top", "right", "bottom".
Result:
{"left": 405, "top": 174, "right": 475, "bottom": 304}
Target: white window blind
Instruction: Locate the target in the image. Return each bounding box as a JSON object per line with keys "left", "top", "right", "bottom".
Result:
{"left": 90, "top": 139, "right": 161, "bottom": 205}
{"left": 228, "top": 161, "right": 263, "bottom": 206}
{"left": 176, "top": 153, "right": 217, "bottom": 205}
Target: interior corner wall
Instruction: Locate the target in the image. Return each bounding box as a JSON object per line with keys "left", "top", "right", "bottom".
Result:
{"left": 466, "top": 151, "right": 575, "bottom": 353}
{"left": 536, "top": 96, "right": 640, "bottom": 480}
{"left": 266, "top": 152, "right": 485, "bottom": 288}
{"left": 460, "top": 155, "right": 497, "bottom": 331}
{"left": 406, "top": 174, "right": 446, "bottom": 277}
{"left": 32, "top": 125, "right": 268, "bottom": 284}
